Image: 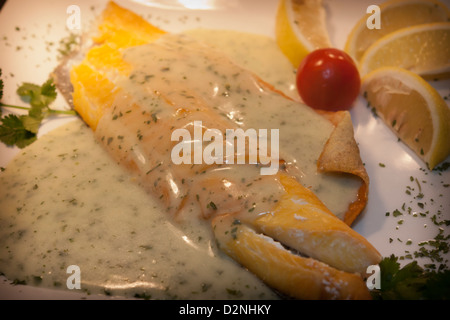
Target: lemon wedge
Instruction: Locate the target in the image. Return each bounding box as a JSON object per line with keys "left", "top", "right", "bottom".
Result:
{"left": 361, "top": 66, "right": 450, "bottom": 169}
{"left": 359, "top": 22, "right": 450, "bottom": 79}
{"left": 275, "top": 0, "right": 332, "bottom": 68}
{"left": 345, "top": 0, "right": 450, "bottom": 62}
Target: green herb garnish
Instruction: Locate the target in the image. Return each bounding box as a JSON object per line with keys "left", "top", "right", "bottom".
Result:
{"left": 371, "top": 254, "right": 450, "bottom": 300}
{"left": 0, "top": 69, "right": 3, "bottom": 107}
{"left": 207, "top": 201, "right": 217, "bottom": 210}
{"left": 0, "top": 69, "right": 77, "bottom": 148}
{"left": 58, "top": 33, "right": 80, "bottom": 57}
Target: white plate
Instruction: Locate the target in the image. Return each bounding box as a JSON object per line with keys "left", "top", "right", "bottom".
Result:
{"left": 0, "top": 0, "right": 449, "bottom": 299}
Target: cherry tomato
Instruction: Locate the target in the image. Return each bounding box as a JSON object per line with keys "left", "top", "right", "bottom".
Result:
{"left": 296, "top": 48, "right": 360, "bottom": 111}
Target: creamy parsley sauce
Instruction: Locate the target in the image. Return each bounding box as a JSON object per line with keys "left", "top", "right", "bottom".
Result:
{"left": 118, "top": 30, "right": 361, "bottom": 219}
{"left": 188, "top": 30, "right": 362, "bottom": 218}
{"left": 0, "top": 30, "right": 361, "bottom": 299}
{"left": 184, "top": 29, "right": 300, "bottom": 100}
{"left": 0, "top": 120, "right": 277, "bottom": 299}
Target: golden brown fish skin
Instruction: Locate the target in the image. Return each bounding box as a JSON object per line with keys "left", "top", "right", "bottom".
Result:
{"left": 316, "top": 110, "right": 370, "bottom": 226}
{"left": 212, "top": 213, "right": 373, "bottom": 300}
{"left": 244, "top": 175, "right": 381, "bottom": 275}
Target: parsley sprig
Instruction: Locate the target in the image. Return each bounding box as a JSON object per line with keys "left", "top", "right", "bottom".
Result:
{"left": 371, "top": 254, "right": 450, "bottom": 300}
{"left": 0, "top": 69, "right": 76, "bottom": 148}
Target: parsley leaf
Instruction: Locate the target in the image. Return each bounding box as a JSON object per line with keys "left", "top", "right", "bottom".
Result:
{"left": 17, "top": 79, "right": 57, "bottom": 109}
{"left": 0, "top": 69, "right": 3, "bottom": 116}
{"left": 371, "top": 254, "right": 450, "bottom": 300}
{"left": 0, "top": 114, "right": 37, "bottom": 148}
{"left": 0, "top": 70, "right": 3, "bottom": 99}
{"left": 21, "top": 115, "right": 42, "bottom": 134}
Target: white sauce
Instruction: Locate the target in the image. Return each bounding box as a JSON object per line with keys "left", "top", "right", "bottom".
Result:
{"left": 0, "top": 30, "right": 362, "bottom": 299}
{"left": 0, "top": 120, "right": 277, "bottom": 299}
{"left": 184, "top": 30, "right": 362, "bottom": 217}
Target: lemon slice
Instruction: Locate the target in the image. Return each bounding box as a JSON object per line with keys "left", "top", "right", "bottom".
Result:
{"left": 361, "top": 66, "right": 450, "bottom": 169}
{"left": 345, "top": 0, "right": 450, "bottom": 62}
{"left": 275, "top": 0, "right": 332, "bottom": 68}
{"left": 359, "top": 22, "right": 450, "bottom": 79}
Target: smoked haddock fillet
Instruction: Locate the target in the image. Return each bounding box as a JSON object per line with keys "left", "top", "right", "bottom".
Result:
{"left": 55, "top": 1, "right": 381, "bottom": 300}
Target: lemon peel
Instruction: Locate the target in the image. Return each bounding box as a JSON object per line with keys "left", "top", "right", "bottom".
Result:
{"left": 361, "top": 66, "right": 450, "bottom": 169}
{"left": 345, "top": 0, "right": 450, "bottom": 62}
{"left": 359, "top": 22, "right": 450, "bottom": 79}
{"left": 275, "top": 0, "right": 332, "bottom": 68}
